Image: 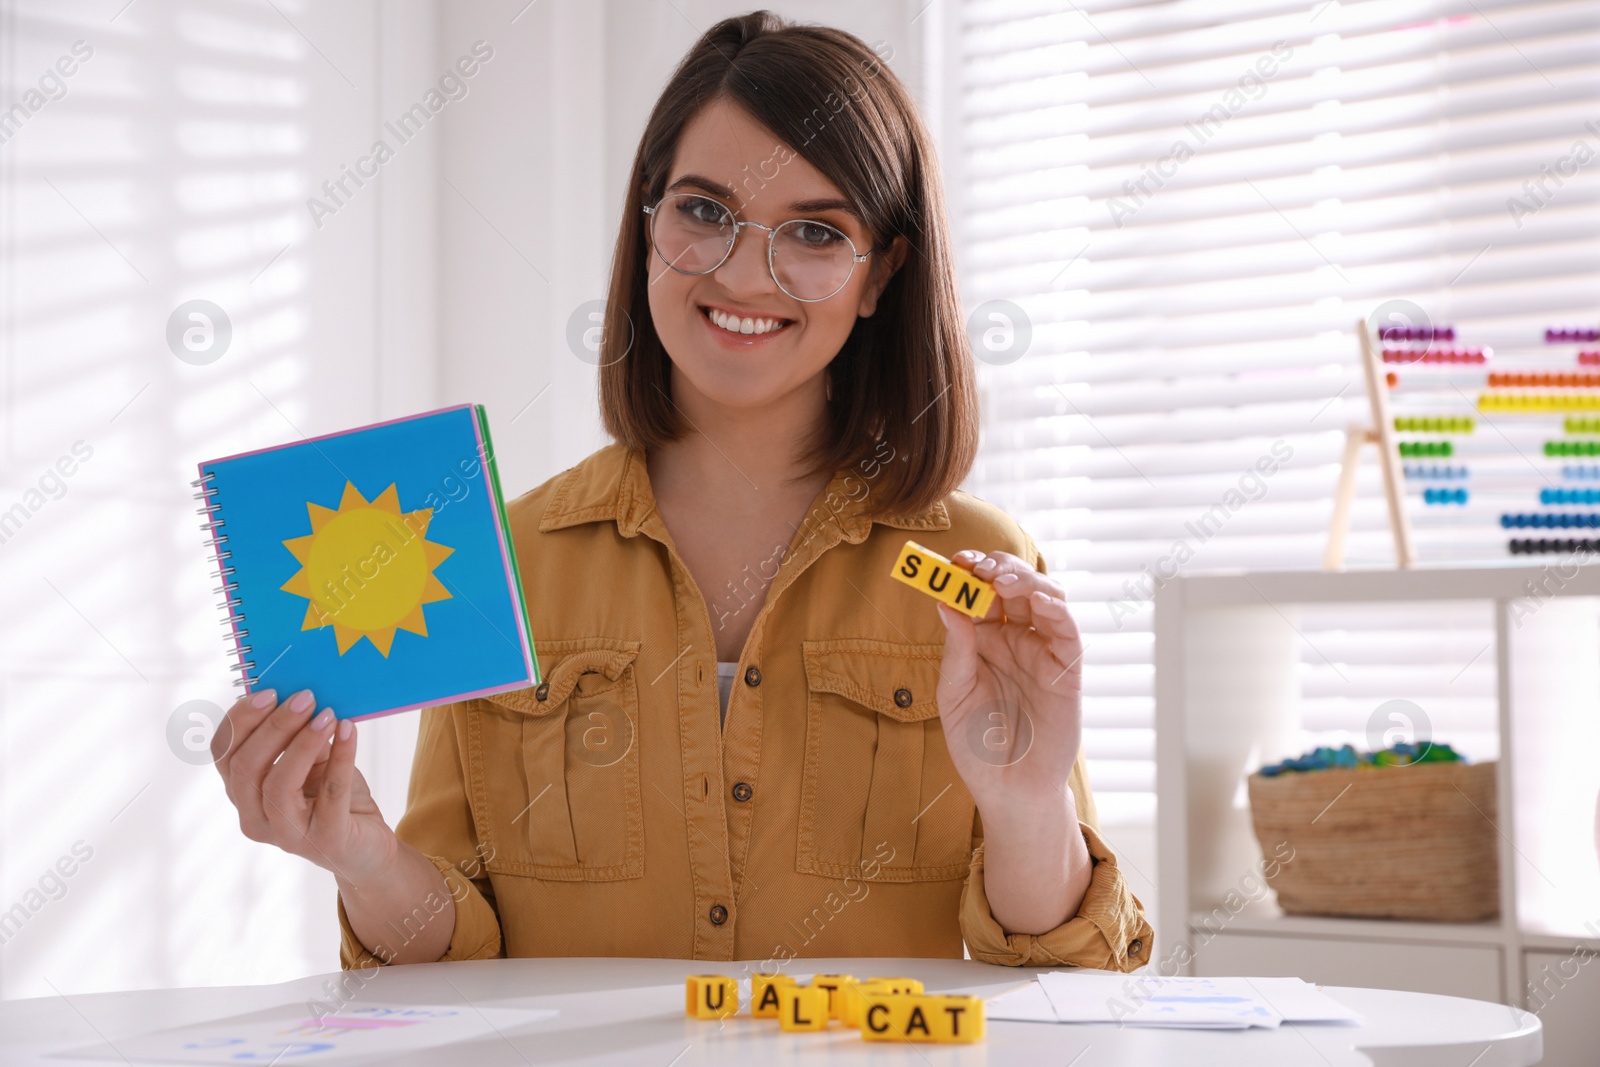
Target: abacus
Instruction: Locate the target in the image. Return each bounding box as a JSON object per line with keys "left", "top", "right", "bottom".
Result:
{"left": 1327, "top": 314, "right": 1600, "bottom": 567}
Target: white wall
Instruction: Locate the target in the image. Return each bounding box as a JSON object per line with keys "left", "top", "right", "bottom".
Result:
{"left": 0, "top": 0, "right": 439, "bottom": 997}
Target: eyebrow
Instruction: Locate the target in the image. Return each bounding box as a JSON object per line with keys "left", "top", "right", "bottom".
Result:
{"left": 665, "top": 173, "right": 861, "bottom": 219}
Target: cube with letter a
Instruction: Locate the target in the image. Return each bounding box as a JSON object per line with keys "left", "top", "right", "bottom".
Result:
{"left": 750, "top": 973, "right": 796, "bottom": 1019}
{"left": 890, "top": 540, "right": 997, "bottom": 618}
{"left": 685, "top": 975, "right": 737, "bottom": 1019}
{"left": 777, "top": 985, "right": 830, "bottom": 1031}
{"left": 859, "top": 993, "right": 985, "bottom": 1044}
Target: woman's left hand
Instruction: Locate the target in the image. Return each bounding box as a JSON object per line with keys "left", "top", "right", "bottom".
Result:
{"left": 933, "top": 549, "right": 1084, "bottom": 818}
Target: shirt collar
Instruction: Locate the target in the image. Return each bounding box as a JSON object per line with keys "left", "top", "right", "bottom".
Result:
{"left": 537, "top": 442, "right": 950, "bottom": 542}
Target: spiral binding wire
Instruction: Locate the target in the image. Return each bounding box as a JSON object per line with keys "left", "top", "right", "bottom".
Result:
{"left": 194, "top": 470, "right": 256, "bottom": 690}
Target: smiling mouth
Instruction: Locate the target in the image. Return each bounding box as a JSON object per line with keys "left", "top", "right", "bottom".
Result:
{"left": 699, "top": 304, "right": 794, "bottom": 338}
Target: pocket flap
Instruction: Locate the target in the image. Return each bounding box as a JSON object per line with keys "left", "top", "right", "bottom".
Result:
{"left": 802, "top": 638, "right": 946, "bottom": 722}
{"left": 483, "top": 638, "right": 641, "bottom": 715}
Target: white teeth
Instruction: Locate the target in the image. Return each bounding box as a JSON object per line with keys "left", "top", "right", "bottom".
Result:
{"left": 707, "top": 307, "right": 786, "bottom": 335}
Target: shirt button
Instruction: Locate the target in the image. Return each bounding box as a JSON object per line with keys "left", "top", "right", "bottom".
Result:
{"left": 893, "top": 687, "right": 913, "bottom": 708}
{"left": 709, "top": 904, "right": 728, "bottom": 925}
{"left": 534, "top": 682, "right": 550, "bottom": 701}
{"left": 744, "top": 666, "right": 762, "bottom": 687}
{"left": 732, "top": 782, "right": 753, "bottom": 802}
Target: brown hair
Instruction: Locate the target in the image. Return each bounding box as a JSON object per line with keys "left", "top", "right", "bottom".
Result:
{"left": 598, "top": 9, "right": 978, "bottom": 519}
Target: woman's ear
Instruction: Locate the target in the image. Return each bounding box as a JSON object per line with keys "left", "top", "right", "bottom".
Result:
{"left": 856, "top": 235, "right": 909, "bottom": 318}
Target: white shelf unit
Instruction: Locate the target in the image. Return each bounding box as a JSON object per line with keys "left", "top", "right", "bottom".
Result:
{"left": 1155, "top": 566, "right": 1600, "bottom": 1059}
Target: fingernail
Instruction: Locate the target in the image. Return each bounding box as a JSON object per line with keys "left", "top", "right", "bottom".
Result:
{"left": 286, "top": 690, "right": 314, "bottom": 714}
{"left": 995, "top": 573, "right": 1019, "bottom": 586}
{"left": 250, "top": 689, "right": 277, "bottom": 709}
{"left": 338, "top": 720, "right": 353, "bottom": 741}
{"left": 312, "top": 708, "right": 334, "bottom": 730}
{"left": 938, "top": 604, "right": 951, "bottom": 628}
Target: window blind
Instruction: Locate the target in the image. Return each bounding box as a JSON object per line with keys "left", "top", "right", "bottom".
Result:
{"left": 951, "top": 0, "right": 1600, "bottom": 835}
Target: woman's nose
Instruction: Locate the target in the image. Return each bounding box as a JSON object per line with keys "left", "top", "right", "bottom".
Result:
{"left": 714, "top": 223, "right": 779, "bottom": 294}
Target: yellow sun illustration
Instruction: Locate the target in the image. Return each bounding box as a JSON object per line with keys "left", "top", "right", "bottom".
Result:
{"left": 279, "top": 482, "right": 454, "bottom": 657}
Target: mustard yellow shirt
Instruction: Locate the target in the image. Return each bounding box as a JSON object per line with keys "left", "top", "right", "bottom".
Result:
{"left": 338, "top": 442, "right": 1153, "bottom": 970}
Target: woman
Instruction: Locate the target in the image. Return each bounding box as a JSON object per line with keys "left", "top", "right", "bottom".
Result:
{"left": 214, "top": 10, "right": 1152, "bottom": 972}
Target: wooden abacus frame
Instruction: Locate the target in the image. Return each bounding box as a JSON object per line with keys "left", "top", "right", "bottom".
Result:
{"left": 1323, "top": 318, "right": 1417, "bottom": 571}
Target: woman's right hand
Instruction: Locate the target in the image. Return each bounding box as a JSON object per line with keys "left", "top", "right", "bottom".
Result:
{"left": 212, "top": 688, "right": 397, "bottom": 887}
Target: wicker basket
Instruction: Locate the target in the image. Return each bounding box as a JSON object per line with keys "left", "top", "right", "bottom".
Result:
{"left": 1246, "top": 760, "right": 1500, "bottom": 922}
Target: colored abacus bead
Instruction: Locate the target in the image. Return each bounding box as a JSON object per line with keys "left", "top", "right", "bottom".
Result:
{"left": 1542, "top": 488, "right": 1600, "bottom": 505}
{"left": 1509, "top": 537, "right": 1600, "bottom": 554}
{"left": 1501, "top": 512, "right": 1600, "bottom": 529}
{"left": 1547, "top": 327, "right": 1600, "bottom": 343}
{"left": 1394, "top": 416, "right": 1474, "bottom": 433}
{"left": 1491, "top": 372, "right": 1600, "bottom": 389}
{"left": 1423, "top": 487, "right": 1469, "bottom": 505}
{"left": 1546, "top": 441, "right": 1600, "bottom": 456}
{"left": 1380, "top": 324, "right": 1454, "bottom": 342}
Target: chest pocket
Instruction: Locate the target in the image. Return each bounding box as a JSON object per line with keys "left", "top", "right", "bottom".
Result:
{"left": 469, "top": 637, "right": 644, "bottom": 881}
{"left": 797, "top": 638, "right": 975, "bottom": 882}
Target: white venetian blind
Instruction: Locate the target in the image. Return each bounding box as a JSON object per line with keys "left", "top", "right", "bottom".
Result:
{"left": 950, "top": 0, "right": 1600, "bottom": 842}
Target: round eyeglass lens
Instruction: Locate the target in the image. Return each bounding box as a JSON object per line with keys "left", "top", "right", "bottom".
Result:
{"left": 772, "top": 219, "right": 857, "bottom": 301}
{"left": 649, "top": 193, "right": 735, "bottom": 274}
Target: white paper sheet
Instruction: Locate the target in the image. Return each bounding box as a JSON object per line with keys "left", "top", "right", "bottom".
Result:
{"left": 997, "top": 973, "right": 1364, "bottom": 1031}
{"left": 985, "top": 981, "right": 1060, "bottom": 1023}
{"left": 53, "top": 1002, "right": 560, "bottom": 1064}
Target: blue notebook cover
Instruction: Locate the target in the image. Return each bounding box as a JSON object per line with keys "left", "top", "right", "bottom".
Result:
{"left": 197, "top": 404, "right": 539, "bottom": 721}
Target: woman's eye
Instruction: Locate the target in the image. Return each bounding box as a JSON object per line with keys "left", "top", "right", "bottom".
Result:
{"left": 797, "top": 223, "right": 843, "bottom": 247}
{"left": 678, "top": 198, "right": 729, "bottom": 226}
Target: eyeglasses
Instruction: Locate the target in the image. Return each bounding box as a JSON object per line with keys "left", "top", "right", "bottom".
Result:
{"left": 642, "top": 192, "right": 874, "bottom": 302}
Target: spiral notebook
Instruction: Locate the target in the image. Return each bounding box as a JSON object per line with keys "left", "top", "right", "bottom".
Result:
{"left": 196, "top": 404, "right": 539, "bottom": 721}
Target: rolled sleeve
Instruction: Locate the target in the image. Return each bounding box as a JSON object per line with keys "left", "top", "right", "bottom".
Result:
{"left": 959, "top": 822, "right": 1153, "bottom": 970}
{"left": 336, "top": 704, "right": 507, "bottom": 970}
{"left": 337, "top": 853, "right": 503, "bottom": 969}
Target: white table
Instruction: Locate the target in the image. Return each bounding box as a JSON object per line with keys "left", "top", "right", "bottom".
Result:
{"left": 0, "top": 957, "right": 1542, "bottom": 1066}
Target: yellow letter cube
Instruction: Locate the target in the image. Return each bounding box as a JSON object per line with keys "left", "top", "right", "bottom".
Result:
{"left": 859, "top": 993, "right": 985, "bottom": 1044}
{"left": 890, "top": 540, "right": 997, "bottom": 618}
{"left": 685, "top": 975, "right": 737, "bottom": 1019}
{"left": 808, "top": 974, "right": 855, "bottom": 1020}
{"left": 841, "top": 978, "right": 925, "bottom": 1027}
{"left": 750, "top": 973, "right": 796, "bottom": 1019}
{"left": 865, "top": 977, "right": 925, "bottom": 995}
{"left": 777, "top": 985, "right": 830, "bottom": 1031}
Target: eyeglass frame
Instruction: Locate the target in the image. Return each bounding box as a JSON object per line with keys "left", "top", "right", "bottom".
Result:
{"left": 641, "top": 191, "right": 879, "bottom": 303}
